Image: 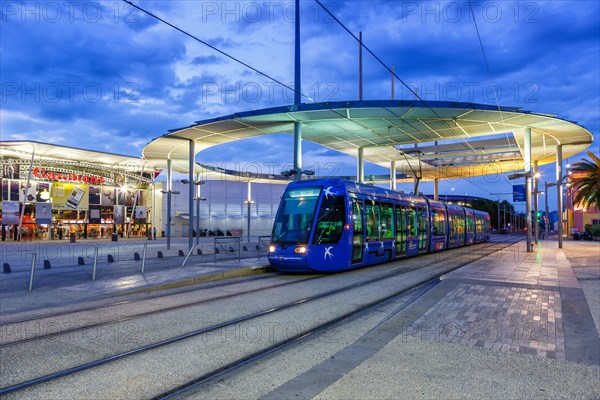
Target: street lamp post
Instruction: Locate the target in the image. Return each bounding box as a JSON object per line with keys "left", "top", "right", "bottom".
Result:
{"left": 245, "top": 199, "right": 255, "bottom": 243}
{"left": 544, "top": 181, "right": 556, "bottom": 239}
{"left": 181, "top": 178, "right": 206, "bottom": 246}
{"left": 533, "top": 168, "right": 540, "bottom": 245}
{"left": 160, "top": 189, "right": 180, "bottom": 249}
{"left": 245, "top": 181, "right": 255, "bottom": 243}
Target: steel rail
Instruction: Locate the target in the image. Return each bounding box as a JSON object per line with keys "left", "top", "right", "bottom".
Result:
{"left": 0, "top": 239, "right": 520, "bottom": 396}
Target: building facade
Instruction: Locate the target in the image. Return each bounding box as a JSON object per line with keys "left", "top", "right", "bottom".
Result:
{"left": 1, "top": 141, "right": 159, "bottom": 241}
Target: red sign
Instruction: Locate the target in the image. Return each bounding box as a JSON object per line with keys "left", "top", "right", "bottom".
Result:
{"left": 33, "top": 167, "right": 105, "bottom": 185}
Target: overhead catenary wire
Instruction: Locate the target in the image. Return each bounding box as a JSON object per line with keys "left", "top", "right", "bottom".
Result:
{"left": 467, "top": 0, "right": 512, "bottom": 153}
{"left": 317, "top": 1, "right": 527, "bottom": 198}
{"left": 313, "top": 0, "right": 479, "bottom": 153}
{"left": 121, "top": 0, "right": 315, "bottom": 103}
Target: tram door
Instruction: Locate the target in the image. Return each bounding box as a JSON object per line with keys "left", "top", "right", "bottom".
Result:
{"left": 405, "top": 204, "right": 428, "bottom": 254}
{"left": 351, "top": 199, "right": 364, "bottom": 263}
{"left": 416, "top": 205, "right": 428, "bottom": 252}
{"left": 395, "top": 205, "right": 406, "bottom": 256}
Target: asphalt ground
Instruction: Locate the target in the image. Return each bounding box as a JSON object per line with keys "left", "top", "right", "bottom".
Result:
{"left": 0, "top": 235, "right": 598, "bottom": 399}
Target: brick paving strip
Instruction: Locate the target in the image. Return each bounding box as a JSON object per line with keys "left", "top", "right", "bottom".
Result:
{"left": 406, "top": 242, "right": 599, "bottom": 365}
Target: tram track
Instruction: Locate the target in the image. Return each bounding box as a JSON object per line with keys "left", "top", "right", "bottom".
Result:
{"left": 0, "top": 237, "right": 514, "bottom": 346}
{"left": 154, "top": 278, "right": 442, "bottom": 400}
{"left": 0, "top": 239, "right": 521, "bottom": 398}
{"left": 154, "top": 239, "right": 522, "bottom": 399}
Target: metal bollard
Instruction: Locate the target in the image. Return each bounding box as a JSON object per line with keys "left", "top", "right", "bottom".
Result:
{"left": 92, "top": 247, "right": 98, "bottom": 281}
{"left": 28, "top": 253, "right": 37, "bottom": 292}
{"left": 141, "top": 243, "right": 148, "bottom": 274}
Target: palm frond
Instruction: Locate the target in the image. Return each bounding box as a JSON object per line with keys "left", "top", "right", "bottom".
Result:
{"left": 569, "top": 151, "right": 600, "bottom": 210}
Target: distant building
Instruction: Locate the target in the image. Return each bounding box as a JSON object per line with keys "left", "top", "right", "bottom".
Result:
{"left": 162, "top": 180, "right": 285, "bottom": 239}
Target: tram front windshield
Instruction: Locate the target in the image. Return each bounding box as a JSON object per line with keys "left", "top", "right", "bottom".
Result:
{"left": 272, "top": 187, "right": 321, "bottom": 244}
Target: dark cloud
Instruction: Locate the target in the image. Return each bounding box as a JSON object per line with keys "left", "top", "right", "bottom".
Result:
{"left": 0, "top": 0, "right": 598, "bottom": 205}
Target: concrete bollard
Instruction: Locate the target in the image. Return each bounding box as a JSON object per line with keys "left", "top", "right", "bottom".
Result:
{"left": 3, "top": 263, "right": 11, "bottom": 273}
{"left": 43, "top": 260, "right": 51, "bottom": 269}
{"left": 158, "top": 251, "right": 164, "bottom": 258}
{"left": 78, "top": 257, "right": 85, "bottom": 265}
{"left": 134, "top": 252, "right": 141, "bottom": 261}
{"left": 108, "top": 254, "right": 115, "bottom": 263}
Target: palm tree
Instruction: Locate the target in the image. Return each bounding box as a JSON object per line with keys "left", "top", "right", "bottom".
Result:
{"left": 569, "top": 151, "right": 600, "bottom": 211}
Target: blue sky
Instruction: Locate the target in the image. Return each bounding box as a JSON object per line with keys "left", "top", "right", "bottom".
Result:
{"left": 1, "top": 0, "right": 599, "bottom": 210}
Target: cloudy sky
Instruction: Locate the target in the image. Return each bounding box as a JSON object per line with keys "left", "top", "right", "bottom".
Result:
{"left": 1, "top": 0, "right": 598, "bottom": 209}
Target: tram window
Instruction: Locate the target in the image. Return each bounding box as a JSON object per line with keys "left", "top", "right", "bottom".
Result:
{"left": 450, "top": 211, "right": 464, "bottom": 237}
{"left": 396, "top": 206, "right": 407, "bottom": 235}
{"left": 431, "top": 207, "right": 446, "bottom": 236}
{"left": 475, "top": 215, "right": 485, "bottom": 235}
{"left": 466, "top": 214, "right": 475, "bottom": 235}
{"left": 272, "top": 188, "right": 320, "bottom": 244}
{"left": 352, "top": 200, "right": 363, "bottom": 233}
{"left": 313, "top": 196, "right": 345, "bottom": 244}
{"left": 365, "top": 202, "right": 380, "bottom": 240}
{"left": 381, "top": 203, "right": 394, "bottom": 239}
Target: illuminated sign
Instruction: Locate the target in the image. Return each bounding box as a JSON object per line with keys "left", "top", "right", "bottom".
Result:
{"left": 33, "top": 167, "right": 105, "bottom": 185}
{"left": 286, "top": 187, "right": 321, "bottom": 198}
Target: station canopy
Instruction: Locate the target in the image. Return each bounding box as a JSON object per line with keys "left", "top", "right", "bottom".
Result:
{"left": 144, "top": 100, "right": 594, "bottom": 182}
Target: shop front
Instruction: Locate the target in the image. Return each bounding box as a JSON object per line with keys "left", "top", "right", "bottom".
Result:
{"left": 1, "top": 141, "right": 158, "bottom": 241}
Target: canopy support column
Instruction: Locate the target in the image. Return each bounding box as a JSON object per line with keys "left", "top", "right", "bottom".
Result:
{"left": 533, "top": 161, "right": 539, "bottom": 245}
{"left": 556, "top": 144, "right": 563, "bottom": 248}
{"left": 294, "top": 122, "right": 302, "bottom": 181}
{"left": 433, "top": 178, "right": 439, "bottom": 201}
{"left": 524, "top": 127, "right": 533, "bottom": 252}
{"left": 293, "top": 0, "right": 302, "bottom": 181}
{"left": 188, "top": 140, "right": 195, "bottom": 251}
{"left": 17, "top": 147, "right": 35, "bottom": 241}
{"left": 390, "top": 160, "right": 397, "bottom": 190}
{"left": 166, "top": 159, "right": 172, "bottom": 250}
{"left": 358, "top": 147, "right": 364, "bottom": 184}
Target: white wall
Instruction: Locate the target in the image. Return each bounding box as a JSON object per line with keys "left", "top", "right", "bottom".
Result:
{"left": 161, "top": 180, "right": 285, "bottom": 239}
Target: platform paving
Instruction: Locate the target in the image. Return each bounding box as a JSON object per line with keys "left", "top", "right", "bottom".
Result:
{"left": 402, "top": 240, "right": 599, "bottom": 365}
{"left": 266, "top": 239, "right": 600, "bottom": 400}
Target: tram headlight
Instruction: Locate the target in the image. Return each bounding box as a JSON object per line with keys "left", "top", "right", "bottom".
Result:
{"left": 269, "top": 245, "right": 276, "bottom": 253}
{"left": 294, "top": 246, "right": 307, "bottom": 254}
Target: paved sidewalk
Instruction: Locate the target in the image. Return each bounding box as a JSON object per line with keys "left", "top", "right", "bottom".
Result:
{"left": 303, "top": 240, "right": 599, "bottom": 400}
{"left": 401, "top": 240, "right": 599, "bottom": 364}
{"left": 0, "top": 237, "right": 271, "bottom": 319}
{"left": 264, "top": 239, "right": 600, "bottom": 400}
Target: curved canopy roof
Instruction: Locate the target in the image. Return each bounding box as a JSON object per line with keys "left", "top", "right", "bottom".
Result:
{"left": 142, "top": 100, "right": 594, "bottom": 181}
{"left": 1, "top": 140, "right": 160, "bottom": 183}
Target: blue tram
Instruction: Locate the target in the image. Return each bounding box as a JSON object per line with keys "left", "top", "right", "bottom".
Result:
{"left": 268, "top": 178, "right": 490, "bottom": 272}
